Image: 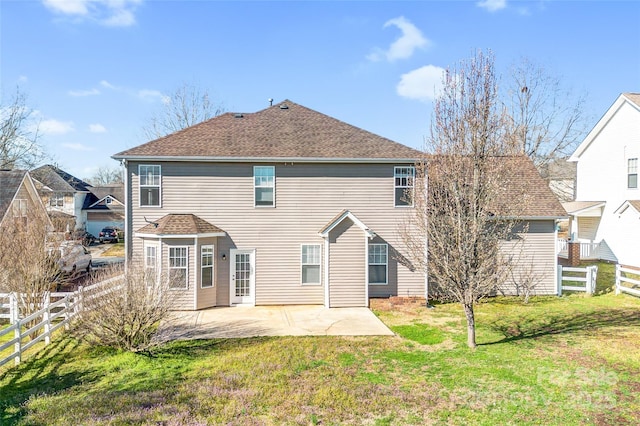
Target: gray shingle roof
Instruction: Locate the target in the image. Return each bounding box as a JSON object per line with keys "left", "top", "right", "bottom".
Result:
{"left": 31, "top": 164, "right": 92, "bottom": 192}
{"left": 0, "top": 170, "right": 27, "bottom": 222}
{"left": 137, "top": 214, "right": 225, "bottom": 235}
{"left": 113, "top": 100, "right": 421, "bottom": 161}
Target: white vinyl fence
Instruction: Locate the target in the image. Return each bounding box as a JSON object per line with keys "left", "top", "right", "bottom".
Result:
{"left": 557, "top": 265, "right": 598, "bottom": 296}
{"left": 0, "top": 276, "right": 123, "bottom": 368}
{"left": 615, "top": 265, "right": 640, "bottom": 298}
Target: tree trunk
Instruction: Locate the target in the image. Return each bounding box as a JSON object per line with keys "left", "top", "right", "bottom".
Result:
{"left": 463, "top": 303, "right": 477, "bottom": 348}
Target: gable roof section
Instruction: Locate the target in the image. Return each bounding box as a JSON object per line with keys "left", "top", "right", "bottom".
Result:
{"left": 613, "top": 200, "right": 640, "bottom": 215}
{"left": 31, "top": 164, "right": 92, "bottom": 192}
{"left": 82, "top": 185, "right": 125, "bottom": 210}
{"left": 113, "top": 100, "right": 421, "bottom": 162}
{"left": 318, "top": 210, "right": 376, "bottom": 238}
{"left": 136, "top": 214, "right": 226, "bottom": 238}
{"left": 570, "top": 93, "right": 640, "bottom": 161}
{"left": 562, "top": 200, "right": 606, "bottom": 215}
{"left": 0, "top": 170, "right": 28, "bottom": 223}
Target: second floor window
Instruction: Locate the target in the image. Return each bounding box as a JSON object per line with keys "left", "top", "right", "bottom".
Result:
{"left": 254, "top": 166, "right": 275, "bottom": 207}
{"left": 394, "top": 166, "right": 415, "bottom": 207}
{"left": 139, "top": 165, "right": 161, "bottom": 207}
{"left": 628, "top": 158, "right": 637, "bottom": 189}
{"left": 50, "top": 193, "right": 64, "bottom": 207}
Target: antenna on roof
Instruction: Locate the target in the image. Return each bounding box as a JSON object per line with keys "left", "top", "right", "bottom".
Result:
{"left": 144, "top": 216, "right": 159, "bottom": 228}
{"left": 268, "top": 98, "right": 273, "bottom": 106}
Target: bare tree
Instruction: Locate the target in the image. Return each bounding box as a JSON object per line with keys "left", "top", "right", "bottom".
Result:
{"left": 73, "top": 264, "right": 171, "bottom": 353}
{"left": 402, "top": 50, "right": 526, "bottom": 348}
{"left": 143, "top": 82, "right": 225, "bottom": 139}
{"left": 503, "top": 58, "right": 588, "bottom": 169}
{"left": 0, "top": 88, "right": 45, "bottom": 169}
{"left": 85, "top": 165, "right": 123, "bottom": 186}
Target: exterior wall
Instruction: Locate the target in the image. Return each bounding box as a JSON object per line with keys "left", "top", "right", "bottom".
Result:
{"left": 161, "top": 238, "right": 196, "bottom": 310}
{"left": 500, "top": 220, "right": 558, "bottom": 296}
{"left": 328, "top": 218, "right": 367, "bottom": 307}
{"left": 126, "top": 161, "right": 424, "bottom": 307}
{"left": 577, "top": 217, "right": 600, "bottom": 241}
{"left": 196, "top": 237, "right": 217, "bottom": 309}
{"left": 575, "top": 99, "right": 640, "bottom": 265}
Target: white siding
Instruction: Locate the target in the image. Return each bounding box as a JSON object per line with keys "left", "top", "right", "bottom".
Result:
{"left": 577, "top": 217, "right": 600, "bottom": 241}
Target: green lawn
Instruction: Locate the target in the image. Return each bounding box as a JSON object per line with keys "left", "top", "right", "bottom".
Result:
{"left": 1, "top": 293, "right": 639, "bottom": 425}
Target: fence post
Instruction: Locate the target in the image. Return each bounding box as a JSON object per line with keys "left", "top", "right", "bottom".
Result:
{"left": 14, "top": 317, "right": 22, "bottom": 366}
{"left": 615, "top": 264, "right": 621, "bottom": 295}
{"left": 591, "top": 266, "right": 598, "bottom": 294}
{"left": 557, "top": 265, "right": 563, "bottom": 296}
{"left": 9, "top": 293, "right": 18, "bottom": 325}
{"left": 64, "top": 296, "right": 71, "bottom": 330}
{"left": 43, "top": 292, "right": 51, "bottom": 345}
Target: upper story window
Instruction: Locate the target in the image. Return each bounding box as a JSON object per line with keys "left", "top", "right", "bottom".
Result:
{"left": 50, "top": 193, "right": 64, "bottom": 207}
{"left": 254, "top": 166, "right": 275, "bottom": 207}
{"left": 139, "top": 165, "right": 161, "bottom": 207}
{"left": 12, "top": 199, "right": 27, "bottom": 226}
{"left": 301, "top": 244, "right": 321, "bottom": 285}
{"left": 628, "top": 158, "right": 637, "bottom": 189}
{"left": 394, "top": 166, "right": 415, "bottom": 207}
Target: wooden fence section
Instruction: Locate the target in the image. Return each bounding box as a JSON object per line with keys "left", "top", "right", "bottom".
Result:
{"left": 557, "top": 265, "right": 598, "bottom": 295}
{"left": 0, "top": 276, "right": 123, "bottom": 368}
{"left": 615, "top": 265, "right": 640, "bottom": 298}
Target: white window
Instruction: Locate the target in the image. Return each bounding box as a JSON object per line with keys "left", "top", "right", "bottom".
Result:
{"left": 394, "top": 166, "right": 415, "bottom": 207}
{"left": 201, "top": 245, "right": 214, "bottom": 288}
{"left": 144, "top": 244, "right": 158, "bottom": 285}
{"left": 12, "top": 199, "right": 27, "bottom": 217}
{"left": 368, "top": 244, "right": 388, "bottom": 285}
{"left": 254, "top": 166, "right": 275, "bottom": 207}
{"left": 168, "top": 247, "right": 188, "bottom": 289}
{"left": 628, "top": 158, "right": 638, "bottom": 189}
{"left": 50, "top": 193, "right": 64, "bottom": 207}
{"left": 139, "top": 165, "right": 161, "bottom": 207}
{"left": 301, "top": 244, "right": 321, "bottom": 285}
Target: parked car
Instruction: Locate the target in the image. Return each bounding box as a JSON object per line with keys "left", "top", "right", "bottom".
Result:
{"left": 50, "top": 242, "right": 92, "bottom": 275}
{"left": 99, "top": 226, "right": 123, "bottom": 243}
{"left": 70, "top": 229, "right": 96, "bottom": 246}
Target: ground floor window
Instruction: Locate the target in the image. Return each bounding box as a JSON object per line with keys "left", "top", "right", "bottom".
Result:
{"left": 169, "top": 247, "right": 188, "bottom": 289}
{"left": 144, "top": 243, "right": 158, "bottom": 285}
{"left": 201, "top": 245, "right": 214, "bottom": 288}
{"left": 368, "top": 243, "right": 388, "bottom": 285}
{"left": 301, "top": 244, "right": 321, "bottom": 285}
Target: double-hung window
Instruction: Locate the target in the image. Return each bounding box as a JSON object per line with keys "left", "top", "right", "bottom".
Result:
{"left": 139, "top": 165, "right": 161, "bottom": 207}
{"left": 169, "top": 247, "right": 188, "bottom": 289}
{"left": 628, "top": 158, "right": 638, "bottom": 189}
{"left": 394, "top": 166, "right": 415, "bottom": 207}
{"left": 144, "top": 244, "right": 158, "bottom": 286}
{"left": 368, "top": 244, "right": 388, "bottom": 285}
{"left": 301, "top": 244, "right": 321, "bottom": 285}
{"left": 254, "top": 166, "right": 275, "bottom": 207}
{"left": 50, "top": 193, "right": 64, "bottom": 207}
{"left": 201, "top": 245, "right": 214, "bottom": 288}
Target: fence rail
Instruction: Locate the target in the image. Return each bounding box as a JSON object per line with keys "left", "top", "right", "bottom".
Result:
{"left": 0, "top": 276, "right": 123, "bottom": 368}
{"left": 615, "top": 265, "right": 640, "bottom": 297}
{"left": 557, "top": 265, "right": 597, "bottom": 295}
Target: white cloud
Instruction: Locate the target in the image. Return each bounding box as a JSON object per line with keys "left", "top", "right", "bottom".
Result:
{"left": 17, "top": 75, "right": 28, "bottom": 83}
{"left": 62, "top": 142, "right": 94, "bottom": 151}
{"left": 100, "top": 80, "right": 118, "bottom": 90}
{"left": 40, "top": 119, "right": 75, "bottom": 135}
{"left": 41, "top": 0, "right": 142, "bottom": 27}
{"left": 97, "top": 80, "right": 167, "bottom": 103}
{"left": 396, "top": 65, "right": 446, "bottom": 102}
{"left": 138, "top": 89, "right": 170, "bottom": 104}
{"left": 89, "top": 123, "right": 107, "bottom": 133}
{"left": 368, "top": 16, "right": 429, "bottom": 62}
{"left": 69, "top": 88, "right": 101, "bottom": 97}
{"left": 477, "top": 0, "right": 507, "bottom": 12}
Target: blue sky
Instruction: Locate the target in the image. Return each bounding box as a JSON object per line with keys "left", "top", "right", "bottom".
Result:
{"left": 1, "top": 0, "right": 639, "bottom": 180}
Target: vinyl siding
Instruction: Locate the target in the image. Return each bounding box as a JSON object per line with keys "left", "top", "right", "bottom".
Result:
{"left": 500, "top": 220, "right": 558, "bottom": 296}
{"left": 328, "top": 218, "right": 366, "bottom": 307}
{"left": 162, "top": 238, "right": 195, "bottom": 310}
{"left": 196, "top": 237, "right": 217, "bottom": 309}
{"left": 127, "top": 161, "right": 424, "bottom": 307}
{"left": 577, "top": 217, "right": 600, "bottom": 241}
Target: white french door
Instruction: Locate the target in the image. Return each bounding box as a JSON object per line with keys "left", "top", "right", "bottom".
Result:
{"left": 230, "top": 249, "right": 255, "bottom": 305}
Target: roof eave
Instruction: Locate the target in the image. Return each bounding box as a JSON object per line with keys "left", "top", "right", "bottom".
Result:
{"left": 135, "top": 231, "right": 226, "bottom": 239}
{"left": 112, "top": 155, "right": 418, "bottom": 164}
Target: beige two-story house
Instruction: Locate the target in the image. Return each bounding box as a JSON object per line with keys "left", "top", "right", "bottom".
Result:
{"left": 114, "top": 100, "right": 565, "bottom": 310}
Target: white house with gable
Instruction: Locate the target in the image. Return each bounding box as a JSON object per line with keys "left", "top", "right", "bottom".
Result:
{"left": 566, "top": 93, "right": 640, "bottom": 266}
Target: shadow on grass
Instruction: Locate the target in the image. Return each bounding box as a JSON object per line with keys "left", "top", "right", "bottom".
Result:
{"left": 0, "top": 336, "right": 95, "bottom": 425}
{"left": 483, "top": 307, "right": 640, "bottom": 345}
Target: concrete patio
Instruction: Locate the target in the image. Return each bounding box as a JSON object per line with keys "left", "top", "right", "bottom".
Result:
{"left": 158, "top": 305, "right": 394, "bottom": 340}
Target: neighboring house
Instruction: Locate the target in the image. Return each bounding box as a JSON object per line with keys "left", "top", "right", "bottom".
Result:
{"left": 113, "top": 100, "right": 565, "bottom": 310}
{"left": 566, "top": 93, "right": 640, "bottom": 265}
{"left": 82, "top": 185, "right": 125, "bottom": 237}
{"left": 31, "top": 165, "right": 92, "bottom": 232}
{"left": 0, "top": 170, "right": 52, "bottom": 231}
{"left": 539, "top": 158, "right": 576, "bottom": 202}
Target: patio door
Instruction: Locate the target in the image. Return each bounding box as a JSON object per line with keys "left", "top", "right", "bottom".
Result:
{"left": 230, "top": 249, "right": 255, "bottom": 305}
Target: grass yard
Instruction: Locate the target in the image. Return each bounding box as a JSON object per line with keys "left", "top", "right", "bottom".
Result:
{"left": 1, "top": 293, "right": 639, "bottom": 425}
{"left": 99, "top": 242, "right": 125, "bottom": 257}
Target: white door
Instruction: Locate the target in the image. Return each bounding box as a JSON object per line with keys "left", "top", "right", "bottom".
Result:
{"left": 230, "top": 249, "right": 255, "bottom": 305}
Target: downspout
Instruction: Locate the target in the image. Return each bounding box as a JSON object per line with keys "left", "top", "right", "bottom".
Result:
{"left": 323, "top": 236, "right": 330, "bottom": 307}
{"left": 123, "top": 159, "right": 129, "bottom": 271}
{"left": 194, "top": 235, "right": 199, "bottom": 310}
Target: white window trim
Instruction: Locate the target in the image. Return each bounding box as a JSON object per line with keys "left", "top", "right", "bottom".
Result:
{"left": 368, "top": 243, "right": 388, "bottom": 285}
{"left": 144, "top": 241, "right": 159, "bottom": 286}
{"left": 394, "top": 166, "right": 415, "bottom": 208}
{"left": 168, "top": 246, "right": 188, "bottom": 290}
{"left": 628, "top": 158, "right": 638, "bottom": 190}
{"left": 139, "top": 164, "right": 162, "bottom": 208}
{"left": 201, "top": 244, "right": 215, "bottom": 288}
{"left": 300, "top": 244, "right": 322, "bottom": 286}
{"left": 253, "top": 165, "right": 275, "bottom": 208}
{"left": 13, "top": 199, "right": 27, "bottom": 217}
{"left": 50, "top": 193, "right": 64, "bottom": 207}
